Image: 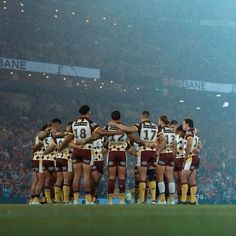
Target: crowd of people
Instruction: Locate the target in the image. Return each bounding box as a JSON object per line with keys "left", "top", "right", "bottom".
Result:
{"left": 1, "top": 1, "right": 236, "bottom": 204}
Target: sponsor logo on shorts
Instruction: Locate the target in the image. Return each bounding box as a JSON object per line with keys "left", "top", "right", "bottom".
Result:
{"left": 62, "top": 166, "right": 68, "bottom": 171}
{"left": 158, "top": 160, "right": 165, "bottom": 165}
{"left": 120, "top": 161, "right": 126, "bottom": 166}
{"left": 108, "top": 161, "right": 114, "bottom": 166}
{"left": 49, "top": 166, "right": 55, "bottom": 172}
{"left": 84, "top": 159, "right": 91, "bottom": 164}
{"left": 141, "top": 161, "right": 147, "bottom": 165}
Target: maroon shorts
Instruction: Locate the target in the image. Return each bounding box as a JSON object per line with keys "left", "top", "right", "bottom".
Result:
{"left": 158, "top": 153, "right": 175, "bottom": 167}
{"left": 108, "top": 151, "right": 126, "bottom": 167}
{"left": 174, "top": 158, "right": 184, "bottom": 172}
{"left": 72, "top": 149, "right": 92, "bottom": 165}
{"left": 32, "top": 160, "right": 39, "bottom": 172}
{"left": 56, "top": 159, "right": 68, "bottom": 172}
{"left": 138, "top": 151, "right": 157, "bottom": 167}
{"left": 92, "top": 160, "right": 104, "bottom": 174}
{"left": 183, "top": 155, "right": 200, "bottom": 171}
{"left": 42, "top": 160, "right": 55, "bottom": 172}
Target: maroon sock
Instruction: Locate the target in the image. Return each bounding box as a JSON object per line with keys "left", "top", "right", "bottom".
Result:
{"left": 108, "top": 179, "right": 116, "bottom": 194}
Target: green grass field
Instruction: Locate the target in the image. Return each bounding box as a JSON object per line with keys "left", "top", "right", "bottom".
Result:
{"left": 0, "top": 205, "right": 236, "bottom": 236}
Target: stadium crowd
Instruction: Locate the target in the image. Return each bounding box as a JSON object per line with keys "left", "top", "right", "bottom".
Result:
{"left": 1, "top": 1, "right": 236, "bottom": 203}
{"left": 0, "top": 83, "right": 236, "bottom": 203}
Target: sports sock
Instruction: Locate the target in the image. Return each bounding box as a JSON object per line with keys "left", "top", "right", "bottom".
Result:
{"left": 63, "top": 185, "right": 70, "bottom": 204}
{"left": 139, "top": 182, "right": 146, "bottom": 204}
{"left": 168, "top": 182, "right": 175, "bottom": 202}
{"left": 44, "top": 187, "right": 52, "bottom": 204}
{"left": 149, "top": 181, "right": 156, "bottom": 202}
{"left": 181, "top": 183, "right": 188, "bottom": 203}
{"left": 190, "top": 185, "right": 197, "bottom": 203}
{"left": 158, "top": 182, "right": 165, "bottom": 202}
{"left": 54, "top": 185, "right": 61, "bottom": 203}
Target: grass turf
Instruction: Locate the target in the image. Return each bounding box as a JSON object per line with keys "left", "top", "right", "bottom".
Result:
{"left": 0, "top": 205, "right": 236, "bottom": 236}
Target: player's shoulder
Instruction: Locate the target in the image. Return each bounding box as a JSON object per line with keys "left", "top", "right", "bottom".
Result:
{"left": 185, "top": 128, "right": 195, "bottom": 138}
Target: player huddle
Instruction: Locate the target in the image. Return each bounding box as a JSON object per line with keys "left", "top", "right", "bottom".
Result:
{"left": 30, "top": 105, "right": 202, "bottom": 205}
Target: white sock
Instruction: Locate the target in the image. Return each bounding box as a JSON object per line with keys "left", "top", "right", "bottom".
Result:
{"left": 168, "top": 182, "right": 175, "bottom": 195}
{"left": 158, "top": 182, "right": 165, "bottom": 194}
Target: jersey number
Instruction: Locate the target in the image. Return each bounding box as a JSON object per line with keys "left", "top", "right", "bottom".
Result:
{"left": 144, "top": 130, "right": 156, "bottom": 140}
{"left": 75, "top": 128, "right": 87, "bottom": 139}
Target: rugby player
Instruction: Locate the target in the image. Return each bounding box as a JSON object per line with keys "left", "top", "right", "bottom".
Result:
{"left": 108, "top": 111, "right": 158, "bottom": 204}
{"left": 174, "top": 125, "right": 186, "bottom": 202}
{"left": 58, "top": 105, "right": 123, "bottom": 205}
{"left": 180, "top": 119, "right": 202, "bottom": 204}
{"left": 156, "top": 115, "right": 176, "bottom": 205}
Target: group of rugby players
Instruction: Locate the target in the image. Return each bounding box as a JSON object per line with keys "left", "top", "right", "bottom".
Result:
{"left": 30, "top": 105, "right": 202, "bottom": 205}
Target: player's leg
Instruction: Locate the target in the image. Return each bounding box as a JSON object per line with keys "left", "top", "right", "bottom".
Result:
{"left": 147, "top": 168, "right": 156, "bottom": 203}
{"left": 91, "top": 170, "right": 102, "bottom": 203}
{"left": 29, "top": 171, "right": 38, "bottom": 204}
{"left": 43, "top": 160, "right": 54, "bottom": 204}
{"left": 107, "top": 166, "right": 116, "bottom": 205}
{"left": 156, "top": 164, "right": 166, "bottom": 203}
{"left": 33, "top": 168, "right": 45, "bottom": 204}
{"left": 44, "top": 170, "right": 52, "bottom": 204}
{"left": 82, "top": 163, "right": 93, "bottom": 204}
{"left": 137, "top": 166, "right": 147, "bottom": 204}
{"left": 134, "top": 166, "right": 140, "bottom": 203}
{"left": 180, "top": 169, "right": 191, "bottom": 203}
{"left": 54, "top": 159, "right": 64, "bottom": 203}
{"left": 180, "top": 157, "right": 192, "bottom": 203}
{"left": 165, "top": 166, "right": 175, "bottom": 204}
{"left": 118, "top": 166, "right": 126, "bottom": 204}
{"left": 54, "top": 171, "right": 63, "bottom": 203}
{"left": 72, "top": 162, "right": 82, "bottom": 204}
{"left": 62, "top": 170, "right": 70, "bottom": 204}
{"left": 188, "top": 169, "right": 197, "bottom": 204}
{"left": 175, "top": 170, "right": 183, "bottom": 203}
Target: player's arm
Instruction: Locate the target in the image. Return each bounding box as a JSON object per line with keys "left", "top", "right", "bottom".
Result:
{"left": 94, "top": 127, "right": 124, "bottom": 137}
{"left": 156, "top": 133, "right": 166, "bottom": 156}
{"left": 57, "top": 133, "right": 74, "bottom": 152}
{"left": 43, "top": 142, "right": 56, "bottom": 155}
{"left": 172, "top": 140, "right": 177, "bottom": 157}
{"left": 185, "top": 136, "right": 193, "bottom": 160}
{"left": 75, "top": 132, "right": 102, "bottom": 145}
{"left": 37, "top": 127, "right": 51, "bottom": 141}
{"left": 127, "top": 134, "right": 146, "bottom": 146}
{"left": 126, "top": 147, "right": 136, "bottom": 157}
{"left": 192, "top": 139, "right": 202, "bottom": 155}
{"left": 32, "top": 141, "right": 43, "bottom": 153}
{"left": 68, "top": 141, "right": 83, "bottom": 149}
{"left": 109, "top": 122, "right": 138, "bottom": 134}
{"left": 52, "top": 131, "right": 66, "bottom": 139}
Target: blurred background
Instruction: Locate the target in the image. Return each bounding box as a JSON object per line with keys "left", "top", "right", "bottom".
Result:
{"left": 0, "top": 0, "right": 236, "bottom": 204}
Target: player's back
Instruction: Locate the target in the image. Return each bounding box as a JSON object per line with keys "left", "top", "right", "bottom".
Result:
{"left": 161, "top": 126, "right": 176, "bottom": 153}
{"left": 137, "top": 120, "right": 158, "bottom": 143}
{"left": 72, "top": 118, "right": 98, "bottom": 150}
{"left": 105, "top": 123, "right": 129, "bottom": 152}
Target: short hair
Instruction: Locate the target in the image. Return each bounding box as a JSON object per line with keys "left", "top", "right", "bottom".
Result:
{"left": 67, "top": 121, "right": 73, "bottom": 126}
{"left": 176, "top": 125, "right": 184, "bottom": 132}
{"left": 142, "top": 111, "right": 150, "bottom": 118}
{"left": 40, "top": 124, "right": 49, "bottom": 131}
{"left": 51, "top": 118, "right": 62, "bottom": 124}
{"left": 184, "top": 119, "right": 194, "bottom": 128}
{"left": 159, "top": 115, "right": 170, "bottom": 125}
{"left": 171, "top": 120, "right": 178, "bottom": 126}
{"left": 79, "top": 105, "right": 90, "bottom": 115}
{"left": 111, "top": 110, "right": 121, "bottom": 121}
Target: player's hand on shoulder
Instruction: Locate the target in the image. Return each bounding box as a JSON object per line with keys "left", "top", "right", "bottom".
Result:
{"left": 107, "top": 121, "right": 117, "bottom": 127}
{"left": 116, "top": 129, "right": 124, "bottom": 135}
